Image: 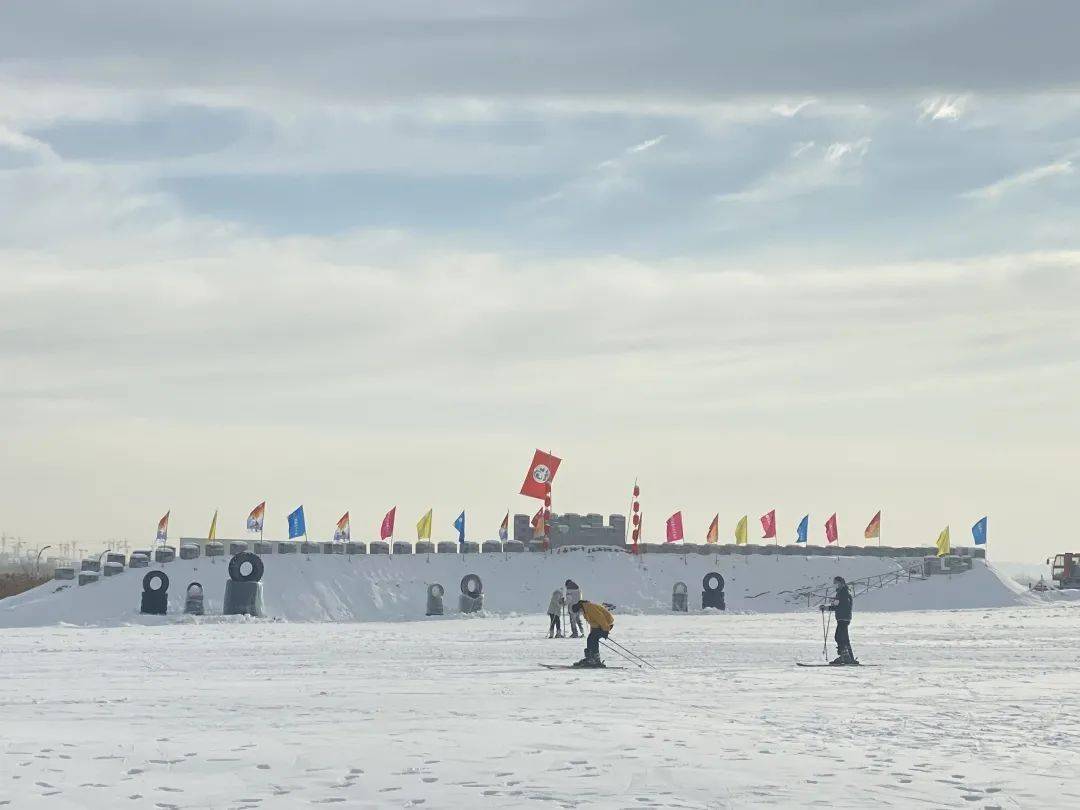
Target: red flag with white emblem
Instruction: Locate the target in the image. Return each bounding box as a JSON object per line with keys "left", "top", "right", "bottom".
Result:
{"left": 520, "top": 449, "right": 561, "bottom": 499}
{"left": 825, "top": 513, "right": 839, "bottom": 544}
{"left": 760, "top": 509, "right": 776, "bottom": 539}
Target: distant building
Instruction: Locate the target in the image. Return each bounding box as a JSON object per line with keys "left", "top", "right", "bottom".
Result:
{"left": 513, "top": 512, "right": 626, "bottom": 548}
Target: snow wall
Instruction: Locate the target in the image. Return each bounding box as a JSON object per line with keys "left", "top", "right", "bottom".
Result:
{"left": 0, "top": 548, "right": 1030, "bottom": 628}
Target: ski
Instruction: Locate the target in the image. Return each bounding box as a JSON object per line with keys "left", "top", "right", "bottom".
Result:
{"left": 796, "top": 662, "right": 877, "bottom": 668}
{"left": 537, "top": 665, "right": 626, "bottom": 673}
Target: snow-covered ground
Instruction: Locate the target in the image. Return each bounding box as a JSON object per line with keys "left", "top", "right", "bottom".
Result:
{"left": 3, "top": 606, "right": 1079, "bottom": 808}
{"left": 0, "top": 549, "right": 1034, "bottom": 628}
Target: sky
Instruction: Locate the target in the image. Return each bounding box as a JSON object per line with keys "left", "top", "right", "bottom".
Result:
{"left": 1, "top": 2, "right": 1078, "bottom": 561}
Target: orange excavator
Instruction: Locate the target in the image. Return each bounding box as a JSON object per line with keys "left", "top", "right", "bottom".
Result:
{"left": 1048, "top": 553, "right": 1080, "bottom": 589}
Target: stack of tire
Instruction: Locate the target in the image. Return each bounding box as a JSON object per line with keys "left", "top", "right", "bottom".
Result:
{"left": 459, "top": 574, "right": 483, "bottom": 614}
{"left": 701, "top": 572, "right": 725, "bottom": 610}
{"left": 223, "top": 552, "right": 265, "bottom": 617}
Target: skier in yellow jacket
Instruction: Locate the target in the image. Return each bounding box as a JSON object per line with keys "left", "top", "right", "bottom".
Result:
{"left": 570, "top": 599, "right": 614, "bottom": 668}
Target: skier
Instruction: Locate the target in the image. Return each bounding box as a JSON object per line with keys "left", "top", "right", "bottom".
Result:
{"left": 547, "top": 589, "right": 565, "bottom": 638}
{"left": 570, "top": 598, "right": 614, "bottom": 668}
{"left": 820, "top": 575, "right": 855, "bottom": 664}
{"left": 564, "top": 579, "right": 584, "bottom": 638}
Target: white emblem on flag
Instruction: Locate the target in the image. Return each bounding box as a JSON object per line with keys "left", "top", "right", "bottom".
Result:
{"left": 532, "top": 464, "right": 551, "bottom": 484}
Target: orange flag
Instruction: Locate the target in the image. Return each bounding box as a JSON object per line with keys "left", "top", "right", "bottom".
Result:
{"left": 864, "top": 511, "right": 881, "bottom": 540}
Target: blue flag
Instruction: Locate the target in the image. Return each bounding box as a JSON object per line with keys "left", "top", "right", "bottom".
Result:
{"left": 796, "top": 514, "right": 808, "bottom": 543}
{"left": 971, "top": 516, "right": 987, "bottom": 546}
{"left": 454, "top": 511, "right": 466, "bottom": 544}
{"left": 288, "top": 505, "right": 306, "bottom": 539}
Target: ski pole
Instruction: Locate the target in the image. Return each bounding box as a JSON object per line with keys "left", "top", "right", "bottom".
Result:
{"left": 603, "top": 637, "right": 657, "bottom": 669}
{"left": 601, "top": 636, "right": 650, "bottom": 663}
{"left": 598, "top": 639, "right": 647, "bottom": 669}
{"left": 823, "top": 609, "right": 831, "bottom": 661}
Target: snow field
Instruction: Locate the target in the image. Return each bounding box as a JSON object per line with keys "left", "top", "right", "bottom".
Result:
{"left": 2, "top": 606, "right": 1079, "bottom": 808}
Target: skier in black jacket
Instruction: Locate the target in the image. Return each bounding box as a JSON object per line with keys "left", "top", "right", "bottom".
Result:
{"left": 820, "top": 576, "right": 855, "bottom": 665}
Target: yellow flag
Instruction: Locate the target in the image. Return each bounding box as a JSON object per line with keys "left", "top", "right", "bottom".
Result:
{"left": 416, "top": 509, "right": 433, "bottom": 541}
{"left": 936, "top": 525, "right": 950, "bottom": 557}
{"left": 208, "top": 509, "right": 218, "bottom": 542}
{"left": 735, "top": 515, "right": 748, "bottom": 545}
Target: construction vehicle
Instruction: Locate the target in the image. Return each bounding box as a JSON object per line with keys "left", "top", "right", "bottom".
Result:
{"left": 1047, "top": 553, "right": 1080, "bottom": 589}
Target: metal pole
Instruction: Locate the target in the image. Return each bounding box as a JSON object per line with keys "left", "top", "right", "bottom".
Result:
{"left": 35, "top": 545, "right": 52, "bottom": 575}
{"left": 602, "top": 637, "right": 657, "bottom": 669}
{"left": 598, "top": 639, "right": 648, "bottom": 669}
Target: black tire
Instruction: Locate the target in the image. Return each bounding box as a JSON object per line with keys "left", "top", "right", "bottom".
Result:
{"left": 143, "top": 571, "right": 169, "bottom": 593}
{"left": 186, "top": 582, "right": 203, "bottom": 597}
{"left": 229, "top": 551, "right": 264, "bottom": 583}
{"left": 703, "top": 572, "right": 724, "bottom": 592}
{"left": 428, "top": 583, "right": 445, "bottom": 598}
{"left": 460, "top": 574, "right": 483, "bottom": 596}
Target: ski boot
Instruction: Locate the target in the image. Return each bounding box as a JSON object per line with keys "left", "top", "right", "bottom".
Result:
{"left": 572, "top": 652, "right": 605, "bottom": 668}
{"left": 828, "top": 649, "right": 858, "bottom": 666}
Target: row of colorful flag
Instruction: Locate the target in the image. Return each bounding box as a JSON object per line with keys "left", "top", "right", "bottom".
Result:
{"left": 155, "top": 503, "right": 512, "bottom": 545}
{"left": 152, "top": 450, "right": 988, "bottom": 557}
{"left": 662, "top": 509, "right": 988, "bottom": 555}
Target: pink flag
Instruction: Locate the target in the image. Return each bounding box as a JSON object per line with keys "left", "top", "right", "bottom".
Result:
{"left": 760, "top": 509, "right": 776, "bottom": 539}
{"left": 380, "top": 507, "right": 396, "bottom": 541}
{"left": 665, "top": 511, "right": 684, "bottom": 543}
{"left": 825, "top": 513, "right": 838, "bottom": 544}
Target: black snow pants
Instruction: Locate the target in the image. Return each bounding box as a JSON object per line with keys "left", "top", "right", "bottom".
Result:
{"left": 585, "top": 627, "right": 609, "bottom": 658}
{"left": 548, "top": 613, "right": 561, "bottom": 636}
{"left": 834, "top": 620, "right": 853, "bottom": 658}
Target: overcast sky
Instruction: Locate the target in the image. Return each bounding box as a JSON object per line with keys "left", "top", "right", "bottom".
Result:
{"left": 2, "top": 2, "right": 1078, "bottom": 561}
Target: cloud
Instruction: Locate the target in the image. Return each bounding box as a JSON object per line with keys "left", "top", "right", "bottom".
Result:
{"left": 2, "top": 2, "right": 1080, "bottom": 555}
{"left": 772, "top": 99, "right": 816, "bottom": 118}
{"left": 716, "top": 137, "right": 871, "bottom": 204}
{"left": 920, "top": 95, "right": 968, "bottom": 121}
{"left": 962, "top": 159, "right": 1075, "bottom": 200}
{"left": 0, "top": 124, "right": 58, "bottom": 164}
{"left": 627, "top": 135, "right": 666, "bottom": 154}
{"left": 824, "top": 138, "right": 871, "bottom": 163}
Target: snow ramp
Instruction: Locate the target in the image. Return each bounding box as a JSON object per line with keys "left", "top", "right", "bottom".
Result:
{"left": 0, "top": 549, "right": 1027, "bottom": 628}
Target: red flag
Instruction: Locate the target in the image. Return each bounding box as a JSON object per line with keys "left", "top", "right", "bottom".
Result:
{"left": 706, "top": 514, "right": 719, "bottom": 544}
{"left": 665, "top": 511, "right": 684, "bottom": 543}
{"left": 760, "top": 509, "right": 776, "bottom": 539}
{"left": 380, "top": 507, "right": 396, "bottom": 540}
{"left": 520, "top": 449, "right": 562, "bottom": 499}
{"left": 825, "top": 513, "right": 838, "bottom": 544}
{"left": 498, "top": 512, "right": 509, "bottom": 542}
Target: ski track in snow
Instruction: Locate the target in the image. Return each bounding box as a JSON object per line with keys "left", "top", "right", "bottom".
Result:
{"left": 2, "top": 608, "right": 1079, "bottom": 808}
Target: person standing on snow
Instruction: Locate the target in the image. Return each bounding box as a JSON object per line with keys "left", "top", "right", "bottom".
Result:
{"left": 570, "top": 599, "right": 614, "bottom": 668}
{"left": 564, "top": 579, "right": 584, "bottom": 638}
{"left": 547, "top": 589, "right": 565, "bottom": 638}
{"left": 820, "top": 575, "right": 855, "bottom": 664}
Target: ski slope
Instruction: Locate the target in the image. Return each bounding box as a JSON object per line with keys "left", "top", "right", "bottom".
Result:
{"left": 0, "top": 549, "right": 1030, "bottom": 628}
{"left": 2, "top": 608, "right": 1078, "bottom": 808}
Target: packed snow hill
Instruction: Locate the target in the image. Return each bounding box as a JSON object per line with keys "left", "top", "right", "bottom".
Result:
{"left": 0, "top": 546, "right": 1036, "bottom": 628}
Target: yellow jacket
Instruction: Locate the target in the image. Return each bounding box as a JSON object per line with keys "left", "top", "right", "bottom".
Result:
{"left": 580, "top": 600, "right": 614, "bottom": 632}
